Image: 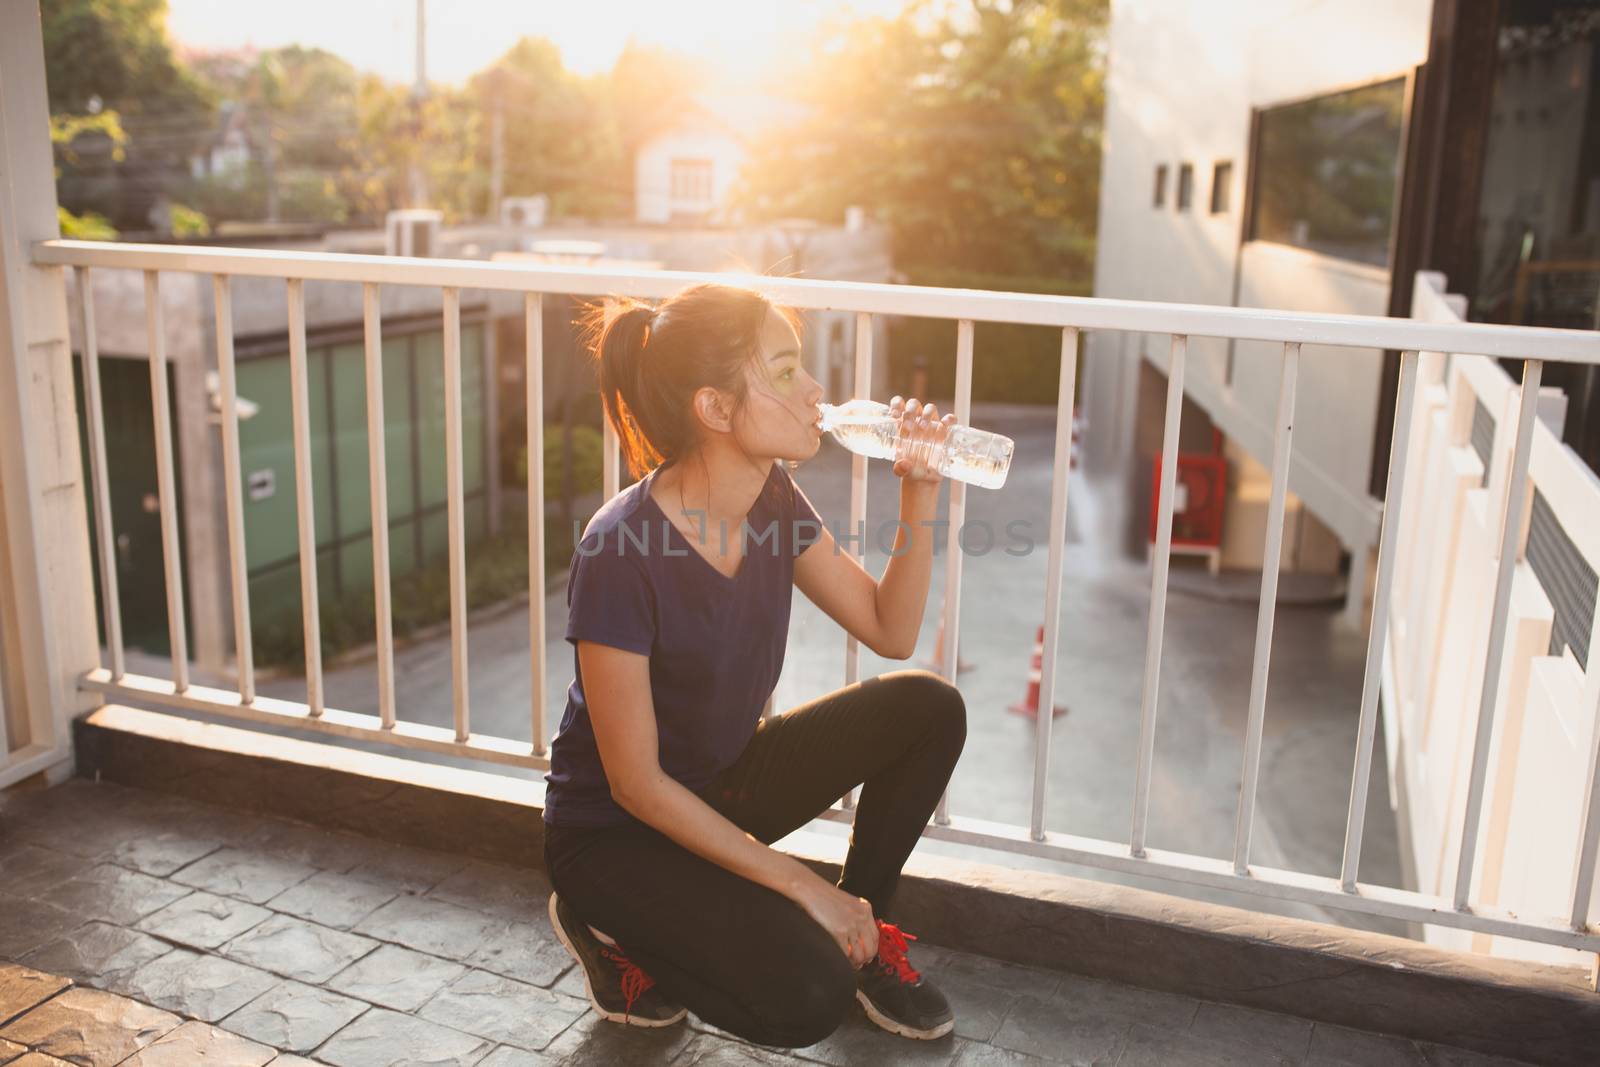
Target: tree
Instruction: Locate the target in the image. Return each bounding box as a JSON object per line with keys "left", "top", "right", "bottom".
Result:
{"left": 733, "top": 0, "right": 1106, "bottom": 282}
{"left": 190, "top": 46, "right": 363, "bottom": 223}
{"left": 467, "top": 38, "right": 625, "bottom": 220}
{"left": 601, "top": 41, "right": 706, "bottom": 203}
{"left": 43, "top": 0, "right": 216, "bottom": 231}
{"left": 42, "top": 0, "right": 209, "bottom": 116}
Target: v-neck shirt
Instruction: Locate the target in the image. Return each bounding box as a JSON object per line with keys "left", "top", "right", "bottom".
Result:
{"left": 544, "top": 461, "right": 824, "bottom": 827}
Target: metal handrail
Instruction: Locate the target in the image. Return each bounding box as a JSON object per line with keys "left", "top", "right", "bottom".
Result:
{"left": 35, "top": 237, "right": 1600, "bottom": 959}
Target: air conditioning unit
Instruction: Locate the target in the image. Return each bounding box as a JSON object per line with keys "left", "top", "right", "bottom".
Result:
{"left": 385, "top": 209, "right": 442, "bottom": 257}
{"left": 500, "top": 195, "right": 549, "bottom": 229}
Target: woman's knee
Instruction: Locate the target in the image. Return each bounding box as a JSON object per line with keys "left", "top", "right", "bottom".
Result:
{"left": 887, "top": 669, "right": 967, "bottom": 746}
{"left": 751, "top": 953, "right": 857, "bottom": 1048}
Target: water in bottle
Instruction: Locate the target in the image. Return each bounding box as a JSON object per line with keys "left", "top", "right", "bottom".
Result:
{"left": 817, "top": 399, "right": 1015, "bottom": 489}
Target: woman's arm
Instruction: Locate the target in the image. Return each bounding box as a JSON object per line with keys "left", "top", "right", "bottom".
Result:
{"left": 576, "top": 640, "right": 881, "bottom": 967}
{"left": 794, "top": 399, "right": 954, "bottom": 659}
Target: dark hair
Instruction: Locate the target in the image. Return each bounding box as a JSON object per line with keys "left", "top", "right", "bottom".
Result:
{"left": 580, "top": 283, "right": 805, "bottom": 480}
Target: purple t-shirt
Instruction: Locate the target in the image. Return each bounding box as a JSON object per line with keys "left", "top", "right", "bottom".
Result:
{"left": 543, "top": 460, "right": 824, "bottom": 827}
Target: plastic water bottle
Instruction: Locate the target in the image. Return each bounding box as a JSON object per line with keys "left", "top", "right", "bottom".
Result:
{"left": 817, "top": 399, "right": 1016, "bottom": 489}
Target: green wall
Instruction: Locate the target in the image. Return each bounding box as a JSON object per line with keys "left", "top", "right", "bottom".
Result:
{"left": 237, "top": 323, "right": 488, "bottom": 628}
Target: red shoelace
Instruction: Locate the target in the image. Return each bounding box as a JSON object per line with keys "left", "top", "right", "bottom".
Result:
{"left": 599, "top": 942, "right": 656, "bottom": 1019}
{"left": 873, "top": 920, "right": 922, "bottom": 984}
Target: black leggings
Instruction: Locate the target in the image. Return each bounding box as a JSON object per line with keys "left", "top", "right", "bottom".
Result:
{"left": 542, "top": 669, "right": 967, "bottom": 1048}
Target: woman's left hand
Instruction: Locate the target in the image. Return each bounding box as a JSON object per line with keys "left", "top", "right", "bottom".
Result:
{"left": 888, "top": 395, "right": 957, "bottom": 484}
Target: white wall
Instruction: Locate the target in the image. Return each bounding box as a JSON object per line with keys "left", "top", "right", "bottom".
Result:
{"left": 1085, "top": 0, "right": 1431, "bottom": 552}
{"left": 635, "top": 126, "right": 748, "bottom": 225}
{"left": 1227, "top": 243, "right": 1390, "bottom": 548}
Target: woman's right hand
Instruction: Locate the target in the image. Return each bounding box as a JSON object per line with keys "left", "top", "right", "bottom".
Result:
{"left": 793, "top": 876, "right": 880, "bottom": 969}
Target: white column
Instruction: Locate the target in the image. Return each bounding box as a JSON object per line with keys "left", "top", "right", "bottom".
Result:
{"left": 0, "top": 2, "right": 100, "bottom": 784}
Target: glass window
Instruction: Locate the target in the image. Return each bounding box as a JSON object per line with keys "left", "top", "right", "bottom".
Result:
{"left": 236, "top": 355, "right": 300, "bottom": 572}
{"left": 1469, "top": 7, "right": 1598, "bottom": 478}
{"left": 415, "top": 332, "right": 448, "bottom": 512}
{"left": 307, "top": 347, "right": 336, "bottom": 547}
{"left": 381, "top": 335, "right": 415, "bottom": 522}
{"left": 331, "top": 341, "right": 371, "bottom": 539}
{"left": 1474, "top": 15, "right": 1598, "bottom": 330}
{"left": 1153, "top": 164, "right": 1168, "bottom": 208}
{"left": 1247, "top": 77, "right": 1406, "bottom": 266}
{"left": 413, "top": 325, "right": 486, "bottom": 513}
{"left": 1177, "top": 164, "right": 1193, "bottom": 211}
{"left": 670, "top": 158, "right": 714, "bottom": 204}
{"left": 460, "top": 324, "right": 486, "bottom": 497}
{"left": 1211, "top": 161, "right": 1233, "bottom": 214}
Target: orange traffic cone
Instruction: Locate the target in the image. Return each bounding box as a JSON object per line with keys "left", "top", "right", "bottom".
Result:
{"left": 1008, "top": 625, "right": 1068, "bottom": 719}
{"left": 922, "top": 613, "right": 975, "bottom": 675}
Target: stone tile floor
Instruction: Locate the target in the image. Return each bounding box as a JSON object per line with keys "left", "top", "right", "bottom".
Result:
{"left": 1, "top": 778, "right": 1538, "bottom": 1066}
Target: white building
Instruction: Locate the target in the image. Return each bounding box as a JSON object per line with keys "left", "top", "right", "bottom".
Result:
{"left": 1085, "top": 0, "right": 1600, "bottom": 967}
{"left": 633, "top": 93, "right": 802, "bottom": 226}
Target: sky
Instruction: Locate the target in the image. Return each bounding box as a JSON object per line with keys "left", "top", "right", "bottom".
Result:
{"left": 166, "top": 0, "right": 914, "bottom": 87}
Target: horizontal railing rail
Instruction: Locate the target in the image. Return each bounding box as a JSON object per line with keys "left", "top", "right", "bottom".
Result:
{"left": 32, "top": 238, "right": 1600, "bottom": 961}
{"left": 34, "top": 239, "right": 1600, "bottom": 362}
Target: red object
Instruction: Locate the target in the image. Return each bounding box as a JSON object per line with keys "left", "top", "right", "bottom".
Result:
{"left": 873, "top": 920, "right": 922, "bottom": 982}
{"left": 1008, "top": 625, "right": 1068, "bottom": 719}
{"left": 1149, "top": 453, "right": 1227, "bottom": 548}
{"left": 599, "top": 941, "right": 657, "bottom": 1022}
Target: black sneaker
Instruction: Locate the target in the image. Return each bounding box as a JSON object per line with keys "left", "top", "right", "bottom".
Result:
{"left": 548, "top": 892, "right": 687, "bottom": 1027}
{"left": 855, "top": 920, "right": 955, "bottom": 1039}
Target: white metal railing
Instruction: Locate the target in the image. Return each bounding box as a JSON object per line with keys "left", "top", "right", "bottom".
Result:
{"left": 28, "top": 238, "right": 1600, "bottom": 960}
{"left": 1381, "top": 271, "right": 1600, "bottom": 967}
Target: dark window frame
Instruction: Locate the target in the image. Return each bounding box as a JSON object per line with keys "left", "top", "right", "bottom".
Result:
{"left": 1153, "top": 164, "right": 1168, "bottom": 207}
{"left": 1210, "top": 160, "right": 1233, "bottom": 214}
{"left": 1242, "top": 72, "right": 1412, "bottom": 269}
{"left": 1176, "top": 163, "right": 1194, "bottom": 211}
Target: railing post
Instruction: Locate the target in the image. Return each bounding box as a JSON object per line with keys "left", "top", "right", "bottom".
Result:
{"left": 0, "top": 3, "right": 100, "bottom": 785}
{"left": 526, "top": 293, "right": 548, "bottom": 756}
{"left": 842, "top": 311, "right": 873, "bottom": 812}
{"left": 1130, "top": 334, "right": 1187, "bottom": 857}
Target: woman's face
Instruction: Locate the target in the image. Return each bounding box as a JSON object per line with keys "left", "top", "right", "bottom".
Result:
{"left": 729, "top": 307, "right": 824, "bottom": 463}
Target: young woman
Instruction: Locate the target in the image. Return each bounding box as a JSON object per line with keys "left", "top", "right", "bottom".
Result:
{"left": 543, "top": 281, "right": 968, "bottom": 1048}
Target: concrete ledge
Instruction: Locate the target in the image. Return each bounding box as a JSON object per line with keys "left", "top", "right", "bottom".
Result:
{"left": 75, "top": 704, "right": 1598, "bottom": 1065}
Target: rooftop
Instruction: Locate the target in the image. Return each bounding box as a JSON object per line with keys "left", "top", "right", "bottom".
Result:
{"left": 0, "top": 778, "right": 1535, "bottom": 1067}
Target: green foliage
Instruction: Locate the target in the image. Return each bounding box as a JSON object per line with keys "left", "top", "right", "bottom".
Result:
{"left": 41, "top": 0, "right": 1107, "bottom": 287}
{"left": 41, "top": 0, "right": 212, "bottom": 117}
{"left": 44, "top": 0, "right": 215, "bottom": 229}
{"left": 166, "top": 202, "right": 209, "bottom": 237}
{"left": 889, "top": 267, "right": 1091, "bottom": 403}
{"left": 44, "top": 3, "right": 709, "bottom": 229}
{"left": 50, "top": 111, "right": 128, "bottom": 163}
{"left": 58, "top": 206, "right": 117, "bottom": 240}
{"left": 734, "top": 0, "right": 1107, "bottom": 281}
{"left": 519, "top": 425, "right": 605, "bottom": 501}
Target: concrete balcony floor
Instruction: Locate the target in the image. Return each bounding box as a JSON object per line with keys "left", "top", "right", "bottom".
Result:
{"left": 1, "top": 778, "right": 1532, "bottom": 1067}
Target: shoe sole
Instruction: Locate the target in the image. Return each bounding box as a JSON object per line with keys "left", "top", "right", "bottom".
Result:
{"left": 547, "top": 893, "right": 687, "bottom": 1028}
{"left": 855, "top": 988, "right": 955, "bottom": 1040}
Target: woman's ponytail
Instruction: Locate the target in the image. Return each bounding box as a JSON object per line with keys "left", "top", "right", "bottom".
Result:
{"left": 589, "top": 302, "right": 664, "bottom": 479}
{"left": 577, "top": 283, "right": 805, "bottom": 484}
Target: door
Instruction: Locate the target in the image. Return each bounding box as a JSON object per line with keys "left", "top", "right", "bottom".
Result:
{"left": 75, "top": 354, "right": 185, "bottom": 657}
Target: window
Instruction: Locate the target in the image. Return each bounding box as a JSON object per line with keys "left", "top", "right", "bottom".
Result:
{"left": 1210, "top": 161, "right": 1233, "bottom": 214}
{"left": 1247, "top": 77, "right": 1406, "bottom": 266}
{"left": 1153, "top": 164, "right": 1168, "bottom": 207}
{"left": 1176, "top": 163, "right": 1193, "bottom": 211}
{"left": 670, "top": 158, "right": 714, "bottom": 205}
